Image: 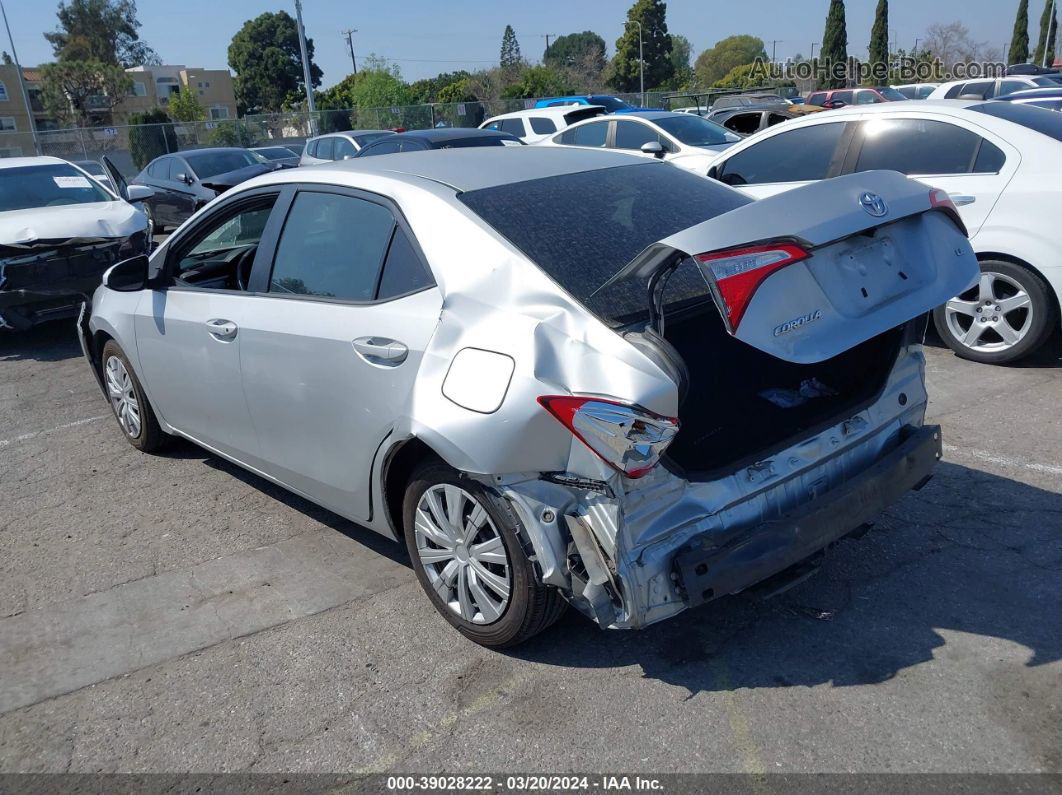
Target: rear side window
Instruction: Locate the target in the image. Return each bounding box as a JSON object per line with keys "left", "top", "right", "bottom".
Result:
{"left": 268, "top": 192, "right": 394, "bottom": 301}
{"left": 958, "top": 80, "right": 993, "bottom": 99}
{"left": 317, "top": 137, "right": 335, "bottom": 160}
{"left": 969, "top": 100, "right": 1062, "bottom": 142}
{"left": 944, "top": 83, "right": 967, "bottom": 99}
{"left": 718, "top": 122, "right": 847, "bottom": 185}
{"left": 807, "top": 93, "right": 827, "bottom": 106}
{"left": 360, "top": 139, "right": 403, "bottom": 156}
{"left": 376, "top": 226, "right": 434, "bottom": 300}
{"left": 497, "top": 119, "right": 524, "bottom": 137}
{"left": 767, "top": 113, "right": 789, "bottom": 126}
{"left": 855, "top": 119, "right": 1003, "bottom": 175}
{"left": 724, "top": 113, "right": 761, "bottom": 135}
{"left": 333, "top": 137, "right": 356, "bottom": 159}
{"left": 529, "top": 117, "right": 557, "bottom": 134}
{"left": 559, "top": 120, "right": 609, "bottom": 147}
{"left": 458, "top": 163, "right": 749, "bottom": 326}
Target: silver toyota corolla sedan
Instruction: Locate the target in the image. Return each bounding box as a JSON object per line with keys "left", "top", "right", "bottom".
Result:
{"left": 79, "top": 147, "right": 977, "bottom": 647}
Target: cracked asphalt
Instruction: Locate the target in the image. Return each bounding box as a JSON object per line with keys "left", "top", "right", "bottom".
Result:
{"left": 0, "top": 320, "right": 1059, "bottom": 775}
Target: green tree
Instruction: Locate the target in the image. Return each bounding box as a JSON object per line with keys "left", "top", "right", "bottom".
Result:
{"left": 668, "top": 34, "right": 693, "bottom": 88}
{"left": 1, "top": 52, "right": 13, "bottom": 65}
{"left": 610, "top": 0, "right": 673, "bottom": 92}
{"left": 544, "top": 31, "right": 606, "bottom": 73}
{"left": 1033, "top": 0, "right": 1058, "bottom": 66}
{"left": 437, "top": 78, "right": 478, "bottom": 103}
{"left": 693, "top": 34, "right": 766, "bottom": 86}
{"left": 44, "top": 0, "right": 158, "bottom": 67}
{"left": 168, "top": 88, "right": 206, "bottom": 122}
{"left": 39, "top": 59, "right": 132, "bottom": 126}
{"left": 228, "top": 11, "right": 323, "bottom": 114}
{"left": 207, "top": 120, "right": 260, "bottom": 147}
{"left": 820, "top": 0, "right": 849, "bottom": 88}
{"left": 712, "top": 62, "right": 759, "bottom": 89}
{"left": 500, "top": 25, "right": 522, "bottom": 74}
{"left": 501, "top": 64, "right": 572, "bottom": 98}
{"left": 407, "top": 71, "right": 472, "bottom": 103}
{"left": 869, "top": 0, "right": 889, "bottom": 68}
{"left": 128, "top": 108, "right": 177, "bottom": 170}
{"left": 319, "top": 58, "right": 412, "bottom": 110}
{"left": 1009, "top": 0, "right": 1030, "bottom": 63}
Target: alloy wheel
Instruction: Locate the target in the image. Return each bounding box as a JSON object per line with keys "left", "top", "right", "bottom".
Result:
{"left": 105, "top": 356, "right": 142, "bottom": 438}
{"left": 413, "top": 484, "right": 511, "bottom": 625}
{"left": 943, "top": 271, "right": 1033, "bottom": 354}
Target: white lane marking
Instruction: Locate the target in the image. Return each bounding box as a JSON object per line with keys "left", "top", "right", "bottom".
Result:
{"left": 0, "top": 415, "right": 107, "bottom": 448}
{"left": 943, "top": 443, "right": 1062, "bottom": 477}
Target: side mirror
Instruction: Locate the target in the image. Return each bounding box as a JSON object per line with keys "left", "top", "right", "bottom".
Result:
{"left": 826, "top": 100, "right": 846, "bottom": 109}
{"left": 640, "top": 140, "right": 666, "bottom": 158}
{"left": 175, "top": 172, "right": 192, "bottom": 185}
{"left": 102, "top": 255, "right": 149, "bottom": 292}
{"left": 126, "top": 184, "right": 154, "bottom": 202}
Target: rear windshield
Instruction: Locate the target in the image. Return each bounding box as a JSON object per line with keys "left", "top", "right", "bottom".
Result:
{"left": 655, "top": 114, "right": 742, "bottom": 146}
{"left": 0, "top": 163, "right": 113, "bottom": 211}
{"left": 969, "top": 101, "right": 1062, "bottom": 142}
{"left": 183, "top": 150, "right": 259, "bottom": 178}
{"left": 459, "top": 162, "right": 749, "bottom": 325}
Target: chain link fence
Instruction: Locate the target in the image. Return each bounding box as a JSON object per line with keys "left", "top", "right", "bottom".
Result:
{"left": 0, "top": 88, "right": 785, "bottom": 177}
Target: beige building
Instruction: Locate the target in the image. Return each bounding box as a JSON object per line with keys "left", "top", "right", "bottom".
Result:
{"left": 0, "top": 63, "right": 237, "bottom": 155}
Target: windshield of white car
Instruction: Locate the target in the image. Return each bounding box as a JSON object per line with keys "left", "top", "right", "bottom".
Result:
{"left": 969, "top": 101, "right": 1062, "bottom": 142}
{"left": 459, "top": 162, "right": 750, "bottom": 326}
{"left": 0, "top": 163, "right": 114, "bottom": 211}
{"left": 183, "top": 150, "right": 259, "bottom": 179}
{"left": 653, "top": 115, "right": 742, "bottom": 146}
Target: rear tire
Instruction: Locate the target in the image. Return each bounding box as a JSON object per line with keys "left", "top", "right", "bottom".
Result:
{"left": 402, "top": 460, "right": 566, "bottom": 648}
{"left": 100, "top": 340, "right": 169, "bottom": 452}
{"left": 932, "top": 260, "right": 1056, "bottom": 365}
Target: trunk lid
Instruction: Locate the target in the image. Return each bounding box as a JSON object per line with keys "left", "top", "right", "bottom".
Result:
{"left": 609, "top": 170, "right": 979, "bottom": 364}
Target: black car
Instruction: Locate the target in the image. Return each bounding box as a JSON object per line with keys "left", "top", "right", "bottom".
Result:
{"left": 706, "top": 105, "right": 795, "bottom": 135}
{"left": 354, "top": 128, "right": 523, "bottom": 156}
{"left": 131, "top": 148, "right": 273, "bottom": 231}
{"left": 250, "top": 146, "right": 301, "bottom": 168}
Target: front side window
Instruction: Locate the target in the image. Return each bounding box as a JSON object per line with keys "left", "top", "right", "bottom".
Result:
{"left": 855, "top": 118, "right": 1004, "bottom": 175}
{"left": 498, "top": 118, "right": 524, "bottom": 137}
{"left": 807, "top": 93, "right": 827, "bottom": 106}
{"left": 352, "top": 132, "right": 393, "bottom": 148}
{"left": 723, "top": 113, "right": 762, "bottom": 135}
{"left": 831, "top": 90, "right": 854, "bottom": 104}
{"left": 999, "top": 80, "right": 1031, "bottom": 96}
{"left": 718, "top": 122, "right": 847, "bottom": 185}
{"left": 147, "top": 157, "right": 169, "bottom": 178}
{"left": 358, "top": 139, "right": 403, "bottom": 156}
{"left": 316, "top": 137, "right": 335, "bottom": 160}
{"left": 333, "top": 137, "right": 357, "bottom": 159}
{"left": 559, "top": 120, "right": 609, "bottom": 147}
{"left": 854, "top": 90, "right": 881, "bottom": 105}
{"left": 613, "top": 120, "right": 665, "bottom": 149}
{"left": 0, "top": 162, "right": 113, "bottom": 211}
{"left": 173, "top": 199, "right": 277, "bottom": 288}
{"left": 268, "top": 192, "right": 395, "bottom": 301}
{"left": 654, "top": 114, "right": 741, "bottom": 146}
{"left": 183, "top": 150, "right": 258, "bottom": 178}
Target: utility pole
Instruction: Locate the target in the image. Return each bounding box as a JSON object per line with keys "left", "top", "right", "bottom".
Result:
{"left": 811, "top": 42, "right": 818, "bottom": 60}
{"left": 0, "top": 0, "right": 39, "bottom": 155}
{"left": 341, "top": 28, "right": 358, "bottom": 74}
{"left": 294, "top": 0, "right": 316, "bottom": 135}
{"left": 625, "top": 20, "right": 644, "bottom": 106}
{"left": 913, "top": 37, "right": 920, "bottom": 54}
{"left": 771, "top": 40, "right": 778, "bottom": 63}
{"left": 541, "top": 33, "right": 557, "bottom": 56}
{"left": 1045, "top": 0, "right": 1057, "bottom": 67}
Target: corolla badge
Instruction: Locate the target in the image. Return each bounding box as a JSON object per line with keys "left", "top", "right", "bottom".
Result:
{"left": 859, "top": 191, "right": 888, "bottom": 217}
{"left": 773, "top": 309, "right": 822, "bottom": 337}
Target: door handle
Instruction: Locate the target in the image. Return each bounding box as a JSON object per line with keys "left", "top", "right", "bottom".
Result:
{"left": 352, "top": 336, "right": 408, "bottom": 366}
{"left": 206, "top": 318, "right": 238, "bottom": 339}
{"left": 949, "top": 194, "right": 976, "bottom": 207}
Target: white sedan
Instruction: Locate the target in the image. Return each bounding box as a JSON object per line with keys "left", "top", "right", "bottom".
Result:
{"left": 535, "top": 111, "right": 741, "bottom": 176}
{"left": 479, "top": 105, "right": 605, "bottom": 143}
{"left": 704, "top": 100, "right": 1062, "bottom": 364}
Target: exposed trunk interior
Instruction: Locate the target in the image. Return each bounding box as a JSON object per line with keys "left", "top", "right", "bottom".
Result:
{"left": 660, "top": 303, "right": 905, "bottom": 476}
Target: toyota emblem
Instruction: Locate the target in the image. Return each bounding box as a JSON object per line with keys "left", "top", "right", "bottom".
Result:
{"left": 860, "top": 192, "right": 888, "bottom": 217}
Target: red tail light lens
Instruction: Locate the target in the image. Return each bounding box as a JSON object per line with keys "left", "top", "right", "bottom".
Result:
{"left": 928, "top": 188, "right": 956, "bottom": 213}
{"left": 695, "top": 243, "right": 809, "bottom": 331}
{"left": 538, "top": 396, "right": 680, "bottom": 479}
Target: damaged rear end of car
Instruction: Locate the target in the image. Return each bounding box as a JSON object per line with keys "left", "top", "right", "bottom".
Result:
{"left": 457, "top": 164, "right": 977, "bottom": 630}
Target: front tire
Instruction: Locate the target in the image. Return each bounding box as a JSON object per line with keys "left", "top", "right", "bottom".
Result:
{"left": 932, "top": 260, "right": 1056, "bottom": 364}
{"left": 402, "top": 460, "right": 566, "bottom": 648}
{"left": 100, "top": 340, "right": 169, "bottom": 452}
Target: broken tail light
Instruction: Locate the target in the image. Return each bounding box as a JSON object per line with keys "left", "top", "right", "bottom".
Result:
{"left": 695, "top": 243, "right": 809, "bottom": 332}
{"left": 537, "top": 396, "right": 680, "bottom": 479}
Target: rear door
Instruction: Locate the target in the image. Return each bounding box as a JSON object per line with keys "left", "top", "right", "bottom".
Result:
{"left": 712, "top": 119, "right": 855, "bottom": 199}
{"left": 237, "top": 186, "right": 441, "bottom": 521}
{"left": 842, "top": 115, "right": 1019, "bottom": 236}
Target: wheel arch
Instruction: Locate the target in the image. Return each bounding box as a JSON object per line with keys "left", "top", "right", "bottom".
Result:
{"left": 380, "top": 436, "right": 446, "bottom": 539}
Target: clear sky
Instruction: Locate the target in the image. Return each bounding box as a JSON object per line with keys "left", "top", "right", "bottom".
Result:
{"left": 2, "top": 0, "right": 1036, "bottom": 87}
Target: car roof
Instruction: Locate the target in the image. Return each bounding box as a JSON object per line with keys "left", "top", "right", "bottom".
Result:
{"left": 615, "top": 111, "right": 690, "bottom": 121}
{"left": 392, "top": 128, "right": 516, "bottom": 142}
{"left": 485, "top": 105, "right": 605, "bottom": 120}
{"left": 252, "top": 146, "right": 650, "bottom": 192}
{"left": 0, "top": 155, "right": 71, "bottom": 170}
{"left": 996, "top": 86, "right": 1062, "bottom": 98}
{"left": 310, "top": 130, "right": 393, "bottom": 140}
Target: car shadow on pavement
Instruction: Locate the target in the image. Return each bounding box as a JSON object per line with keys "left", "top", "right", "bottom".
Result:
{"left": 0, "top": 318, "right": 83, "bottom": 363}
{"left": 162, "top": 436, "right": 413, "bottom": 568}
{"left": 509, "top": 461, "right": 1062, "bottom": 694}
{"left": 924, "top": 325, "right": 1062, "bottom": 369}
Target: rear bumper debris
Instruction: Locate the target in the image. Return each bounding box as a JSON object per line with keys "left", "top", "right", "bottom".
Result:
{"left": 672, "top": 424, "right": 941, "bottom": 608}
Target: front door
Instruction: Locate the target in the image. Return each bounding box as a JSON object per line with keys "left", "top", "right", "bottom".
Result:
{"left": 134, "top": 192, "right": 281, "bottom": 462}
{"left": 238, "top": 187, "right": 441, "bottom": 522}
